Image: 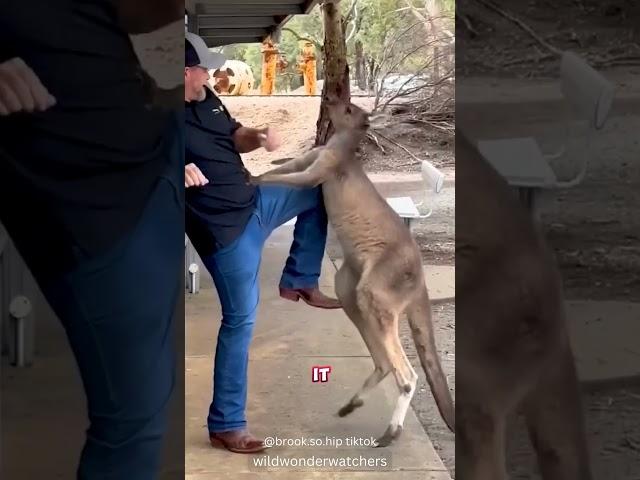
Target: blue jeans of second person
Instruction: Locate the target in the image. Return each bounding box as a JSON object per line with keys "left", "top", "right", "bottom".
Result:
{"left": 29, "top": 134, "right": 184, "bottom": 479}
{"left": 201, "top": 185, "right": 328, "bottom": 433}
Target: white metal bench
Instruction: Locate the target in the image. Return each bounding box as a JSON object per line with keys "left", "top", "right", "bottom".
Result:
{"left": 385, "top": 160, "right": 445, "bottom": 229}
{"left": 477, "top": 51, "right": 615, "bottom": 218}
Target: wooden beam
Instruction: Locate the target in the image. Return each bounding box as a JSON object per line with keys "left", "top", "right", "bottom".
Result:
{"left": 202, "top": 36, "right": 264, "bottom": 47}
{"left": 197, "top": 0, "right": 302, "bottom": 6}
{"left": 197, "top": 16, "right": 277, "bottom": 28}
{"left": 196, "top": 4, "right": 303, "bottom": 16}
{"left": 199, "top": 27, "right": 271, "bottom": 38}
{"left": 194, "top": 0, "right": 320, "bottom": 47}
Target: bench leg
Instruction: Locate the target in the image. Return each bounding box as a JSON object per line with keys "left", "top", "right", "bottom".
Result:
{"left": 518, "top": 187, "right": 541, "bottom": 222}
{"left": 9, "top": 296, "right": 33, "bottom": 367}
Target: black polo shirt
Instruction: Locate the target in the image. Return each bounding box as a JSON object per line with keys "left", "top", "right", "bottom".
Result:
{"left": 185, "top": 88, "right": 256, "bottom": 257}
{"left": 0, "top": 1, "right": 172, "bottom": 279}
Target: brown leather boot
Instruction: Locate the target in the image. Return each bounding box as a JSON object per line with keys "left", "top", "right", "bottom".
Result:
{"left": 209, "top": 429, "right": 270, "bottom": 454}
{"left": 279, "top": 287, "right": 342, "bottom": 309}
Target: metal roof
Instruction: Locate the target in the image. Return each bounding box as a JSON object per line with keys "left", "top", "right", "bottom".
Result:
{"left": 185, "top": 0, "right": 320, "bottom": 47}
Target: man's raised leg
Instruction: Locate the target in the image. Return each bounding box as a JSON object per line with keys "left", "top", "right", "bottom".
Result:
{"left": 256, "top": 185, "right": 340, "bottom": 309}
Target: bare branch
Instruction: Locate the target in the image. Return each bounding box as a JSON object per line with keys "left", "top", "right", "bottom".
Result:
{"left": 281, "top": 27, "right": 323, "bottom": 51}
{"left": 373, "top": 130, "right": 423, "bottom": 163}
{"left": 456, "top": 12, "right": 478, "bottom": 36}
{"left": 343, "top": 0, "right": 358, "bottom": 24}
{"left": 403, "top": 0, "right": 426, "bottom": 23}
{"left": 367, "top": 132, "right": 387, "bottom": 154}
{"left": 379, "top": 71, "right": 454, "bottom": 111}
{"left": 345, "top": 1, "right": 359, "bottom": 43}
{"left": 475, "top": 0, "right": 562, "bottom": 56}
{"left": 380, "top": 21, "right": 424, "bottom": 67}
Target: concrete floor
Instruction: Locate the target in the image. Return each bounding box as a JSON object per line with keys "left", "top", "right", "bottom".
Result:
{"left": 0, "top": 280, "right": 186, "bottom": 479}
{"left": 185, "top": 224, "right": 452, "bottom": 479}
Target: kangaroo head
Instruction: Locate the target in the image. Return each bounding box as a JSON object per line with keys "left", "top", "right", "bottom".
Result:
{"left": 325, "top": 96, "right": 371, "bottom": 132}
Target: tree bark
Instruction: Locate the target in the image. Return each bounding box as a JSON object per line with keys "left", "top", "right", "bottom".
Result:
{"left": 355, "top": 40, "right": 366, "bottom": 91}
{"left": 315, "top": 0, "right": 351, "bottom": 146}
{"left": 367, "top": 57, "right": 376, "bottom": 92}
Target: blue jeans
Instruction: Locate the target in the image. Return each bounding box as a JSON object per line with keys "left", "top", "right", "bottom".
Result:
{"left": 37, "top": 115, "right": 184, "bottom": 479}
{"left": 202, "top": 185, "right": 328, "bottom": 432}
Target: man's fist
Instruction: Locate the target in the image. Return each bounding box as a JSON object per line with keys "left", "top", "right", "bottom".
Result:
{"left": 0, "top": 58, "right": 56, "bottom": 116}
{"left": 185, "top": 163, "right": 209, "bottom": 188}
{"left": 259, "top": 127, "right": 282, "bottom": 152}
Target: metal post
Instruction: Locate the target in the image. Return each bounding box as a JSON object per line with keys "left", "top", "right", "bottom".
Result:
{"left": 9, "top": 296, "right": 33, "bottom": 367}
{"left": 187, "top": 263, "right": 200, "bottom": 294}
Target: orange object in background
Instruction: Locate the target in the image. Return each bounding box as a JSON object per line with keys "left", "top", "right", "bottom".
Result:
{"left": 299, "top": 41, "right": 317, "bottom": 95}
{"left": 260, "top": 39, "right": 278, "bottom": 95}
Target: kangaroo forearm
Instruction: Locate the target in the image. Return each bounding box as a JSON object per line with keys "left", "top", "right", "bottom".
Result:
{"left": 265, "top": 149, "right": 321, "bottom": 175}
{"left": 257, "top": 171, "right": 323, "bottom": 188}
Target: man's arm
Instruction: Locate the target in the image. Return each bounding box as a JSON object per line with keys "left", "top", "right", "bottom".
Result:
{"left": 233, "top": 126, "right": 266, "bottom": 154}
{"left": 233, "top": 125, "right": 282, "bottom": 154}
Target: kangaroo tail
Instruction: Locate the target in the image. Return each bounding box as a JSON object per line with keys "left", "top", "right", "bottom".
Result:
{"left": 407, "top": 288, "right": 455, "bottom": 432}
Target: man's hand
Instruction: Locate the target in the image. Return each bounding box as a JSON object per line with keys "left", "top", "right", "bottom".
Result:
{"left": 185, "top": 163, "right": 209, "bottom": 188}
{"left": 0, "top": 58, "right": 56, "bottom": 116}
{"left": 259, "top": 126, "right": 282, "bottom": 152}
{"left": 233, "top": 125, "right": 283, "bottom": 154}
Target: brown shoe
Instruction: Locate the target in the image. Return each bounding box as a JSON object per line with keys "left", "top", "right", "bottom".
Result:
{"left": 209, "top": 430, "right": 270, "bottom": 454}
{"left": 280, "top": 287, "right": 342, "bottom": 309}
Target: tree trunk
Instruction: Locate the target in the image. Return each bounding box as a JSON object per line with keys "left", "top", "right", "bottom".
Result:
{"left": 355, "top": 40, "right": 366, "bottom": 91}
{"left": 315, "top": 0, "right": 350, "bottom": 147}
{"left": 425, "top": 0, "right": 442, "bottom": 94}
{"left": 433, "top": 45, "right": 441, "bottom": 93}
{"left": 367, "top": 57, "right": 377, "bottom": 93}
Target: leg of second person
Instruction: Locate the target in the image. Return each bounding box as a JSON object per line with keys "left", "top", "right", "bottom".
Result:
{"left": 41, "top": 176, "right": 183, "bottom": 480}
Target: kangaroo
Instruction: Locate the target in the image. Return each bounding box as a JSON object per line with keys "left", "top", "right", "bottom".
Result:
{"left": 455, "top": 127, "right": 592, "bottom": 479}
{"left": 249, "top": 98, "right": 455, "bottom": 446}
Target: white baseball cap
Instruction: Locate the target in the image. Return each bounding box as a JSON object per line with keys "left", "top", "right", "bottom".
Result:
{"left": 185, "top": 32, "right": 226, "bottom": 70}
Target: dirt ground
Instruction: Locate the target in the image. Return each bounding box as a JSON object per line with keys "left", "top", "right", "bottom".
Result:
{"left": 458, "top": 1, "right": 640, "bottom": 478}
{"left": 457, "top": 0, "right": 640, "bottom": 79}
{"left": 223, "top": 96, "right": 455, "bottom": 176}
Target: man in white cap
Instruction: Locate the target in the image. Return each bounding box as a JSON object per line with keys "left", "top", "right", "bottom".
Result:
{"left": 184, "top": 32, "right": 340, "bottom": 454}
